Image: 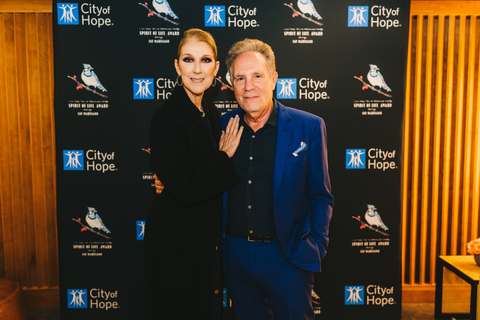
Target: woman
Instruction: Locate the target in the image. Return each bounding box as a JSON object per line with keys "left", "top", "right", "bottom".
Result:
{"left": 144, "top": 29, "right": 243, "bottom": 319}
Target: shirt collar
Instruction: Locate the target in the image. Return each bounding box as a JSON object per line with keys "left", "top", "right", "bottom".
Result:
{"left": 266, "top": 100, "right": 278, "bottom": 128}
{"left": 239, "top": 99, "right": 278, "bottom": 128}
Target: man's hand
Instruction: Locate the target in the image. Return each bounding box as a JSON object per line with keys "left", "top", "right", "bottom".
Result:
{"left": 154, "top": 174, "right": 164, "bottom": 194}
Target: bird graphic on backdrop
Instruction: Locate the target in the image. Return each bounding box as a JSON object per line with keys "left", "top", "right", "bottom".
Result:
{"left": 81, "top": 64, "right": 107, "bottom": 92}
{"left": 367, "top": 64, "right": 391, "bottom": 92}
{"left": 85, "top": 207, "right": 111, "bottom": 233}
{"left": 297, "top": 0, "right": 322, "bottom": 20}
{"left": 152, "top": 0, "right": 178, "bottom": 19}
{"left": 365, "top": 204, "right": 389, "bottom": 231}
{"left": 226, "top": 71, "right": 232, "bottom": 86}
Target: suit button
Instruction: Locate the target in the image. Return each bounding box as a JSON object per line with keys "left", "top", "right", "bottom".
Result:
{"left": 214, "top": 290, "right": 219, "bottom": 294}
{"left": 248, "top": 180, "right": 252, "bottom": 184}
{"left": 252, "top": 135, "right": 255, "bottom": 138}
{"left": 248, "top": 205, "right": 252, "bottom": 209}
{"left": 249, "top": 156, "right": 253, "bottom": 160}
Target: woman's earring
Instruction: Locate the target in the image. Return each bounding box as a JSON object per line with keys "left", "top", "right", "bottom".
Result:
{"left": 212, "top": 75, "right": 217, "bottom": 87}
{"left": 175, "top": 75, "right": 183, "bottom": 87}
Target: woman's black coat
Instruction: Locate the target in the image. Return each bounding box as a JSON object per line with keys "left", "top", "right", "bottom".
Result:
{"left": 144, "top": 85, "right": 238, "bottom": 320}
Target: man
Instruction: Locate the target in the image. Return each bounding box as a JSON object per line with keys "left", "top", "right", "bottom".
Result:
{"left": 157, "top": 39, "right": 333, "bottom": 320}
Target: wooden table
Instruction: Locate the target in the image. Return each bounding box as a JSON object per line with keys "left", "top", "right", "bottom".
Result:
{"left": 0, "top": 278, "right": 28, "bottom": 320}
{"left": 435, "top": 256, "right": 480, "bottom": 320}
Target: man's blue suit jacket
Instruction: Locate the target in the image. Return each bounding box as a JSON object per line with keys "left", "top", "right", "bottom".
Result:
{"left": 221, "top": 101, "right": 334, "bottom": 273}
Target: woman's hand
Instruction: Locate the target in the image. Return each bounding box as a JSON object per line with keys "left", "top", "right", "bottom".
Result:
{"left": 219, "top": 115, "right": 244, "bottom": 158}
{"left": 153, "top": 174, "right": 164, "bottom": 194}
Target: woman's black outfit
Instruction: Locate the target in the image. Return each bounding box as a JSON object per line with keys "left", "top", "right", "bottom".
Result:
{"left": 144, "top": 85, "right": 238, "bottom": 319}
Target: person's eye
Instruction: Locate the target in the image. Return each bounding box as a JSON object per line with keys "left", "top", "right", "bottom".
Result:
{"left": 202, "top": 58, "right": 212, "bottom": 63}
{"left": 235, "top": 77, "right": 244, "bottom": 82}
{"left": 183, "top": 57, "right": 193, "bottom": 63}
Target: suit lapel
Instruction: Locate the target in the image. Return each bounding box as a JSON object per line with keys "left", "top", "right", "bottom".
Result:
{"left": 273, "top": 103, "right": 292, "bottom": 203}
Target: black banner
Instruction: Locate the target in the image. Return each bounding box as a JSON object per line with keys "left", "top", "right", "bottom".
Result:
{"left": 53, "top": 1, "right": 409, "bottom": 319}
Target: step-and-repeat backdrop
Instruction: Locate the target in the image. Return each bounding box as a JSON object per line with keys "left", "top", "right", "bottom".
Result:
{"left": 53, "top": 1, "right": 410, "bottom": 319}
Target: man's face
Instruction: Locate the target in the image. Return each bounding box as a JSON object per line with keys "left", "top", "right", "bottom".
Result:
{"left": 231, "top": 51, "right": 278, "bottom": 117}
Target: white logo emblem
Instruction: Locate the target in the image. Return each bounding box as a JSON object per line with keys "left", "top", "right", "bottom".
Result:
{"left": 205, "top": 6, "right": 225, "bottom": 26}
{"left": 134, "top": 79, "right": 154, "bottom": 99}
{"left": 345, "top": 286, "right": 364, "bottom": 304}
{"left": 64, "top": 151, "right": 83, "bottom": 170}
{"left": 68, "top": 289, "right": 87, "bottom": 308}
{"left": 137, "top": 221, "right": 146, "bottom": 240}
{"left": 277, "top": 79, "right": 297, "bottom": 99}
{"left": 58, "top": 4, "right": 78, "bottom": 24}
{"left": 348, "top": 7, "right": 368, "bottom": 27}
{"left": 346, "top": 149, "right": 365, "bottom": 169}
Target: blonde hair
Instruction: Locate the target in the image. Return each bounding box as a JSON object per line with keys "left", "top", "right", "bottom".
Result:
{"left": 225, "top": 38, "right": 276, "bottom": 76}
{"left": 177, "top": 28, "right": 218, "bottom": 60}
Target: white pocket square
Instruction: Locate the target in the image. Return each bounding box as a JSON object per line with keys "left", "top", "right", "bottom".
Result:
{"left": 292, "top": 141, "right": 308, "bottom": 157}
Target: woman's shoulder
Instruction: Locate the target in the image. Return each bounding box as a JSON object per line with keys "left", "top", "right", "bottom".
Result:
{"left": 151, "top": 89, "right": 184, "bottom": 121}
{"left": 152, "top": 98, "right": 178, "bottom": 116}
{"left": 150, "top": 105, "right": 183, "bottom": 138}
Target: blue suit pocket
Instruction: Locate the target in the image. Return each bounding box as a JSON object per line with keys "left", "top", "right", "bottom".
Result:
{"left": 294, "top": 218, "right": 311, "bottom": 238}
{"left": 285, "top": 152, "right": 308, "bottom": 163}
{"left": 301, "top": 231, "right": 311, "bottom": 240}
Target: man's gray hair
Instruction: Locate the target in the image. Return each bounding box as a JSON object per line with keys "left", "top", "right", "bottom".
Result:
{"left": 225, "top": 38, "right": 276, "bottom": 76}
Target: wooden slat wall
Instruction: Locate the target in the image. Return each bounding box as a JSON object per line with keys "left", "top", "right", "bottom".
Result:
{"left": 403, "top": 1, "right": 480, "bottom": 300}
{"left": 0, "top": 12, "right": 58, "bottom": 290}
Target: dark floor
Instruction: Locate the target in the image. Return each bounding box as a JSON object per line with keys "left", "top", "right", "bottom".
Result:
{"left": 401, "top": 303, "right": 435, "bottom": 320}
{"left": 401, "top": 303, "right": 468, "bottom": 320}
{"left": 28, "top": 306, "right": 60, "bottom": 320}
{"left": 29, "top": 303, "right": 463, "bottom": 320}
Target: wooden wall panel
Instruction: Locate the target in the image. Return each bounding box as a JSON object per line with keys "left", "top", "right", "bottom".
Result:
{"left": 0, "top": 1, "right": 52, "bottom": 13}
{"left": 0, "top": 13, "right": 11, "bottom": 280}
{"left": 403, "top": 8, "right": 480, "bottom": 300}
{"left": 0, "top": 12, "right": 57, "bottom": 290}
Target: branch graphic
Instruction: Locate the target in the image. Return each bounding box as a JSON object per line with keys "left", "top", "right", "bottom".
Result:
{"left": 67, "top": 75, "right": 108, "bottom": 98}
{"left": 352, "top": 216, "right": 390, "bottom": 237}
{"left": 216, "top": 76, "right": 232, "bottom": 91}
{"left": 284, "top": 3, "right": 323, "bottom": 26}
{"left": 138, "top": 2, "right": 179, "bottom": 25}
{"left": 354, "top": 76, "right": 392, "bottom": 98}
{"left": 72, "top": 218, "right": 112, "bottom": 240}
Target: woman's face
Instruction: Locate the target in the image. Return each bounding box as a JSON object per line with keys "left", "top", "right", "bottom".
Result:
{"left": 175, "top": 39, "right": 219, "bottom": 104}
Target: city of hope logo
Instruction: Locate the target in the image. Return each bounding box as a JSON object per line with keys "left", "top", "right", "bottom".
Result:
{"left": 137, "top": 221, "right": 146, "bottom": 240}
{"left": 68, "top": 289, "right": 88, "bottom": 308}
{"left": 348, "top": 6, "right": 368, "bottom": 27}
{"left": 205, "top": 6, "right": 226, "bottom": 27}
{"left": 346, "top": 149, "right": 366, "bottom": 169}
{"left": 345, "top": 286, "right": 364, "bottom": 305}
{"left": 276, "top": 78, "right": 297, "bottom": 99}
{"left": 57, "top": 3, "right": 79, "bottom": 25}
{"left": 64, "top": 150, "right": 84, "bottom": 171}
{"left": 57, "top": 3, "right": 113, "bottom": 28}
{"left": 134, "top": 79, "right": 154, "bottom": 99}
